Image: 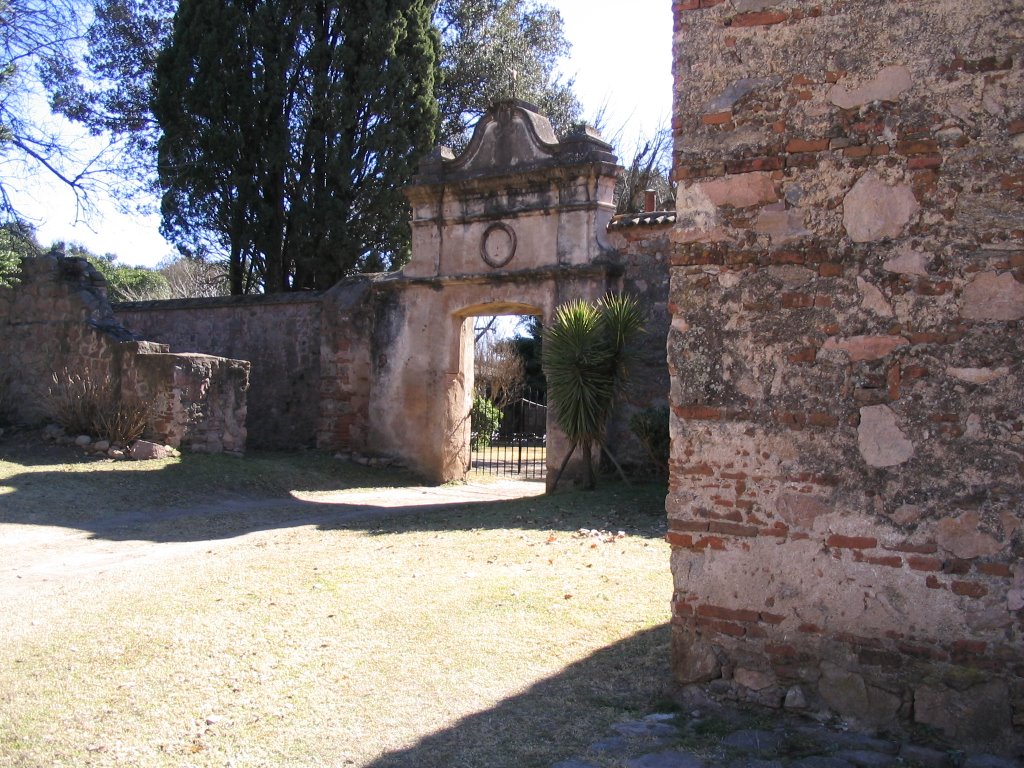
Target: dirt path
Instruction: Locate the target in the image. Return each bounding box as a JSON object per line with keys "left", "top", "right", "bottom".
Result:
{"left": 0, "top": 478, "right": 546, "bottom": 603}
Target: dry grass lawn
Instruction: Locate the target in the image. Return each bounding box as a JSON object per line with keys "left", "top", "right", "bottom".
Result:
{"left": 0, "top": 438, "right": 672, "bottom": 768}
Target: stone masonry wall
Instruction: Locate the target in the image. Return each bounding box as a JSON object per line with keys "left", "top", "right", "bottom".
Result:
{"left": 607, "top": 218, "right": 674, "bottom": 474}
{"left": 0, "top": 255, "right": 130, "bottom": 419}
{"left": 316, "top": 278, "right": 376, "bottom": 453}
{"left": 0, "top": 254, "right": 248, "bottom": 453}
{"left": 669, "top": 0, "right": 1023, "bottom": 749}
{"left": 117, "top": 294, "right": 321, "bottom": 449}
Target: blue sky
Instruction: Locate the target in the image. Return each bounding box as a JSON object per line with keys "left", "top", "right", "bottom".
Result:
{"left": 14, "top": 0, "right": 672, "bottom": 269}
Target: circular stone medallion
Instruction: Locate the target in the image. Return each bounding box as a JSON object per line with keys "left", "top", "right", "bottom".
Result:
{"left": 480, "top": 223, "right": 517, "bottom": 269}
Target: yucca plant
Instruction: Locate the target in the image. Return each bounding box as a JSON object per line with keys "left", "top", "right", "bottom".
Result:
{"left": 542, "top": 293, "right": 644, "bottom": 490}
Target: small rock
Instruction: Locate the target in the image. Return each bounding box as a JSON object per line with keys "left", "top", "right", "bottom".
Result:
{"left": 857, "top": 405, "right": 914, "bottom": 468}
{"left": 734, "top": 668, "right": 775, "bottom": 692}
{"left": 785, "top": 686, "right": 808, "bottom": 710}
{"left": 129, "top": 440, "right": 175, "bottom": 460}
{"left": 92, "top": 440, "right": 110, "bottom": 452}
{"left": 74, "top": 434, "right": 92, "bottom": 446}
{"left": 107, "top": 448, "right": 126, "bottom": 459}
{"left": 645, "top": 714, "right": 678, "bottom": 723}
{"left": 842, "top": 171, "right": 919, "bottom": 242}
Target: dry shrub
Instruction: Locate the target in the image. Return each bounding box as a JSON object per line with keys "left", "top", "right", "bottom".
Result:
{"left": 46, "top": 367, "right": 152, "bottom": 445}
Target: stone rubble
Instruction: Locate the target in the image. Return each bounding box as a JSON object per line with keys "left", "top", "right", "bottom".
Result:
{"left": 551, "top": 707, "right": 1021, "bottom": 768}
{"left": 41, "top": 424, "right": 180, "bottom": 461}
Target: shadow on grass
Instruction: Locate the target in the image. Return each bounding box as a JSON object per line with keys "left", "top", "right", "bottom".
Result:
{"left": 0, "top": 439, "right": 668, "bottom": 544}
{"left": 366, "top": 623, "right": 674, "bottom": 768}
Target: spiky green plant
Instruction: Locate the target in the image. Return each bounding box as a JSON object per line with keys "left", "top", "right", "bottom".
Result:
{"left": 542, "top": 293, "right": 644, "bottom": 489}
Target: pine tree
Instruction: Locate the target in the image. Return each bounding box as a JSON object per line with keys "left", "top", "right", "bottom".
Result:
{"left": 152, "top": 0, "right": 439, "bottom": 293}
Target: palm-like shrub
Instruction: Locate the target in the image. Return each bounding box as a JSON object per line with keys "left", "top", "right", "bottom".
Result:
{"left": 542, "top": 293, "right": 644, "bottom": 489}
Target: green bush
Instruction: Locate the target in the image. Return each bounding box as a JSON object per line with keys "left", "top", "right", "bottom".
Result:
{"left": 630, "top": 407, "right": 670, "bottom": 476}
{"left": 470, "top": 395, "right": 503, "bottom": 448}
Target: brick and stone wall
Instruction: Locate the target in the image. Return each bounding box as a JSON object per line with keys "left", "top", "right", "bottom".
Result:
{"left": 669, "top": 0, "right": 1022, "bottom": 748}
{"left": 117, "top": 293, "right": 321, "bottom": 449}
{"left": 1, "top": 254, "right": 249, "bottom": 454}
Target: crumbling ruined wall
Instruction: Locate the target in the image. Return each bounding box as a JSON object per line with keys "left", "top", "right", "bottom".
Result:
{"left": 669, "top": 0, "right": 1022, "bottom": 748}
{"left": 0, "top": 255, "right": 249, "bottom": 453}
{"left": 0, "top": 255, "right": 131, "bottom": 420}
{"left": 117, "top": 294, "right": 320, "bottom": 449}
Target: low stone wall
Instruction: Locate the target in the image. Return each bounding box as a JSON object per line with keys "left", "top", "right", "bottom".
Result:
{"left": 0, "top": 254, "right": 249, "bottom": 454}
{"left": 117, "top": 293, "right": 321, "bottom": 449}
{"left": 128, "top": 350, "right": 249, "bottom": 454}
{"left": 669, "top": 0, "right": 1023, "bottom": 749}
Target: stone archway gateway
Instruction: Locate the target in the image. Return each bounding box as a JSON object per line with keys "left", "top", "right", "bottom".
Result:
{"left": 363, "top": 100, "right": 624, "bottom": 484}
{"left": 111, "top": 99, "right": 671, "bottom": 483}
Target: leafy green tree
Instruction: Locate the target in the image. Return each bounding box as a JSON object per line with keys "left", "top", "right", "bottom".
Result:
{"left": 470, "top": 395, "right": 503, "bottom": 448}
{"left": 542, "top": 294, "right": 644, "bottom": 490}
{"left": 152, "top": 0, "right": 439, "bottom": 293}
{"left": 434, "top": 0, "right": 580, "bottom": 149}
{"left": 58, "top": 242, "right": 169, "bottom": 300}
{"left": 0, "top": 219, "right": 40, "bottom": 285}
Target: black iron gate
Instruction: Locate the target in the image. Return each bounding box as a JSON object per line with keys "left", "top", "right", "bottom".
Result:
{"left": 470, "top": 390, "right": 546, "bottom": 479}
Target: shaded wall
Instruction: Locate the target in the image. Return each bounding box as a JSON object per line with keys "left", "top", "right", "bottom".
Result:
{"left": 607, "top": 216, "right": 674, "bottom": 473}
{"left": 117, "top": 293, "right": 321, "bottom": 449}
{"left": 669, "top": 0, "right": 1023, "bottom": 748}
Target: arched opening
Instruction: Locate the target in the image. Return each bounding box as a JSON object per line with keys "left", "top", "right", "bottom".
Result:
{"left": 444, "top": 302, "right": 547, "bottom": 484}
{"left": 470, "top": 313, "right": 546, "bottom": 481}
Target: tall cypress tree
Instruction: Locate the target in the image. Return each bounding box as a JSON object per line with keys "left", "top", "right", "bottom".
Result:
{"left": 153, "top": 0, "right": 438, "bottom": 293}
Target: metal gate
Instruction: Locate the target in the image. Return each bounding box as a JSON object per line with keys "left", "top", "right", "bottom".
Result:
{"left": 470, "top": 390, "right": 546, "bottom": 479}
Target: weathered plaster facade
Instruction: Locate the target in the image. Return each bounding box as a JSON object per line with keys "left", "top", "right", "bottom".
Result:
{"left": 668, "top": 0, "right": 1023, "bottom": 748}
{"left": 388, "top": 101, "right": 624, "bottom": 483}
